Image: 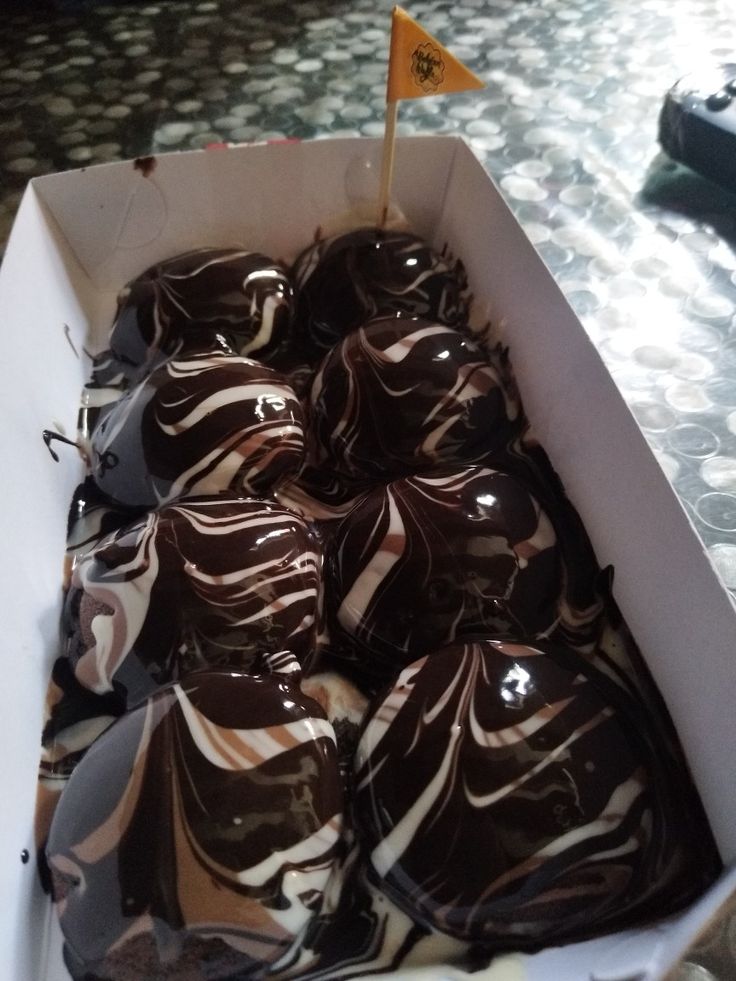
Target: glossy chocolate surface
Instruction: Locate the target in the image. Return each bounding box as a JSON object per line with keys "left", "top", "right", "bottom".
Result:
{"left": 61, "top": 495, "right": 322, "bottom": 707}
{"left": 325, "top": 467, "right": 564, "bottom": 688}
{"left": 90, "top": 350, "right": 305, "bottom": 509}
{"left": 293, "top": 228, "right": 470, "bottom": 356}
{"left": 38, "top": 226, "right": 723, "bottom": 978}
{"left": 109, "top": 247, "right": 294, "bottom": 376}
{"left": 354, "top": 638, "right": 719, "bottom": 946}
{"left": 309, "top": 317, "right": 521, "bottom": 484}
{"left": 47, "top": 666, "right": 343, "bottom": 981}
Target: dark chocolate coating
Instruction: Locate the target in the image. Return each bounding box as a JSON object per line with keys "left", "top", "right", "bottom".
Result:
{"left": 66, "top": 477, "right": 135, "bottom": 563}
{"left": 39, "top": 228, "right": 723, "bottom": 978}
{"left": 325, "top": 467, "right": 563, "bottom": 688}
{"left": 309, "top": 317, "right": 521, "bottom": 484}
{"left": 109, "top": 247, "right": 294, "bottom": 375}
{"left": 292, "top": 228, "right": 470, "bottom": 356}
{"left": 61, "top": 496, "right": 322, "bottom": 709}
{"left": 47, "top": 668, "right": 343, "bottom": 981}
{"left": 90, "top": 350, "right": 305, "bottom": 510}
{"left": 354, "top": 638, "right": 720, "bottom": 946}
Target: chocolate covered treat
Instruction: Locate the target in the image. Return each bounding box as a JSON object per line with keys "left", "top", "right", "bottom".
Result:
{"left": 62, "top": 495, "right": 322, "bottom": 707}
{"left": 90, "top": 350, "right": 305, "bottom": 510}
{"left": 309, "top": 317, "right": 521, "bottom": 485}
{"left": 109, "top": 247, "right": 294, "bottom": 376}
{"left": 38, "top": 497, "right": 323, "bottom": 848}
{"left": 354, "top": 638, "right": 719, "bottom": 948}
{"left": 325, "top": 467, "right": 564, "bottom": 688}
{"left": 37, "top": 226, "right": 722, "bottom": 979}
{"left": 310, "top": 317, "right": 521, "bottom": 481}
{"left": 292, "top": 228, "right": 470, "bottom": 356}
{"left": 46, "top": 665, "right": 343, "bottom": 981}
{"left": 65, "top": 477, "right": 137, "bottom": 571}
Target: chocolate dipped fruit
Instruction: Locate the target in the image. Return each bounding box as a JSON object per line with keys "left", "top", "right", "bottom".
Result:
{"left": 46, "top": 662, "right": 343, "bottom": 981}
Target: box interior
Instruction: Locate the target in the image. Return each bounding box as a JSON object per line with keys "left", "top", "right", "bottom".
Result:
{"left": 1, "top": 135, "right": 734, "bottom": 981}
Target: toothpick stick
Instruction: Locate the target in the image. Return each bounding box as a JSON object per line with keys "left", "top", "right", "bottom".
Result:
{"left": 376, "top": 100, "right": 398, "bottom": 228}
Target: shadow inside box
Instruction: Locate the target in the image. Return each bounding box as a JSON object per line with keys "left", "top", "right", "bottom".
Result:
{"left": 638, "top": 151, "right": 736, "bottom": 249}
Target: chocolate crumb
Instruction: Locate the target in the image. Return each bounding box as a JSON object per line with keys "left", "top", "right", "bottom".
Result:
{"left": 134, "top": 156, "right": 156, "bottom": 178}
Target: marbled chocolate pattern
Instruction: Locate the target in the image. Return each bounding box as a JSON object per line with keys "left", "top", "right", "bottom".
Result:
{"left": 309, "top": 318, "right": 521, "bottom": 484}
{"left": 354, "top": 639, "right": 719, "bottom": 947}
{"left": 271, "top": 851, "right": 470, "bottom": 980}
{"left": 90, "top": 350, "right": 305, "bottom": 509}
{"left": 325, "top": 467, "right": 563, "bottom": 689}
{"left": 109, "top": 247, "right": 294, "bottom": 376}
{"left": 37, "top": 218, "right": 723, "bottom": 977}
{"left": 292, "top": 228, "right": 470, "bottom": 356}
{"left": 38, "top": 498, "right": 323, "bottom": 847}
{"left": 46, "top": 669, "right": 343, "bottom": 981}
{"left": 62, "top": 496, "right": 322, "bottom": 707}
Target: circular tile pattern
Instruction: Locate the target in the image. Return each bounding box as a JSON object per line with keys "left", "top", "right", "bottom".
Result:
{"left": 707, "top": 544, "right": 736, "bottom": 589}
{"left": 665, "top": 382, "right": 713, "bottom": 414}
{"left": 668, "top": 424, "right": 721, "bottom": 459}
{"left": 700, "top": 456, "right": 736, "bottom": 492}
{"left": 696, "top": 492, "right": 736, "bottom": 533}
{"left": 631, "top": 401, "right": 677, "bottom": 432}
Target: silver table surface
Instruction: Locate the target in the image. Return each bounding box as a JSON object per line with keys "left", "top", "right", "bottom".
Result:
{"left": 1, "top": 0, "right": 736, "bottom": 973}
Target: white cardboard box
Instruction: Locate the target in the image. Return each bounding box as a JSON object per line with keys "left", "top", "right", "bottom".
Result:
{"left": 1, "top": 136, "right": 735, "bottom": 981}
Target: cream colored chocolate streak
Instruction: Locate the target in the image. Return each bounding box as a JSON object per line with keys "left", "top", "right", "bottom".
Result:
{"left": 91, "top": 351, "right": 306, "bottom": 509}
{"left": 353, "top": 640, "right": 718, "bottom": 947}
{"left": 39, "top": 229, "right": 721, "bottom": 980}
{"left": 47, "top": 670, "right": 343, "bottom": 979}
{"left": 38, "top": 496, "right": 323, "bottom": 849}
{"left": 110, "top": 247, "right": 294, "bottom": 374}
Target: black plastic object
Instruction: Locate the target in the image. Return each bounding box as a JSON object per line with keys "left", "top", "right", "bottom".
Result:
{"left": 659, "top": 63, "right": 736, "bottom": 193}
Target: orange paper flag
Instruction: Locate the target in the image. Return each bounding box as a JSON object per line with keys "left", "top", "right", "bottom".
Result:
{"left": 386, "top": 6, "right": 484, "bottom": 103}
{"left": 377, "top": 7, "right": 485, "bottom": 226}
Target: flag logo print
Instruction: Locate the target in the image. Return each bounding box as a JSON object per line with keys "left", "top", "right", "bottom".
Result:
{"left": 386, "top": 7, "right": 484, "bottom": 103}
{"left": 411, "top": 42, "right": 445, "bottom": 92}
{"left": 378, "top": 7, "right": 485, "bottom": 224}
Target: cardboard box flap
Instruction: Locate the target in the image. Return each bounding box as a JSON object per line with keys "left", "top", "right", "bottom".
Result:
{"left": 30, "top": 136, "right": 461, "bottom": 293}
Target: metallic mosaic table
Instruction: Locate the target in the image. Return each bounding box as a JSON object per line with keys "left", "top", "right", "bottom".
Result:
{"left": 1, "top": 0, "right": 735, "bottom": 974}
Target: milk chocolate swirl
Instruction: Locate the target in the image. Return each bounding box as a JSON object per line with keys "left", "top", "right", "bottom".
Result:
{"left": 61, "top": 496, "right": 322, "bottom": 708}
{"left": 292, "top": 228, "right": 470, "bottom": 356}
{"left": 90, "top": 350, "right": 305, "bottom": 510}
{"left": 325, "top": 467, "right": 563, "bottom": 689}
{"left": 40, "top": 497, "right": 323, "bottom": 840}
{"left": 354, "top": 639, "right": 719, "bottom": 947}
{"left": 47, "top": 668, "right": 343, "bottom": 981}
{"left": 109, "top": 247, "right": 294, "bottom": 376}
{"left": 309, "top": 318, "right": 521, "bottom": 486}
{"left": 38, "top": 225, "right": 723, "bottom": 978}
